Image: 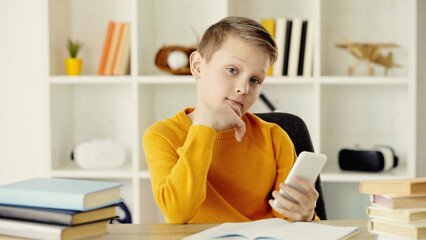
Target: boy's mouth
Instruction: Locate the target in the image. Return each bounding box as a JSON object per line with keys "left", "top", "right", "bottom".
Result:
{"left": 226, "top": 98, "right": 243, "bottom": 109}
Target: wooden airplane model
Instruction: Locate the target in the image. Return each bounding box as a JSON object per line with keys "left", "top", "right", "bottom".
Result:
{"left": 336, "top": 37, "right": 401, "bottom": 76}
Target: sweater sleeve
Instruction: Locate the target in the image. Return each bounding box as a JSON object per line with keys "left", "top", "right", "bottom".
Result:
{"left": 143, "top": 124, "right": 216, "bottom": 223}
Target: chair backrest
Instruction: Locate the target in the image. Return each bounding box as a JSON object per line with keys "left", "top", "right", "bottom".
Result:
{"left": 255, "top": 112, "right": 327, "bottom": 220}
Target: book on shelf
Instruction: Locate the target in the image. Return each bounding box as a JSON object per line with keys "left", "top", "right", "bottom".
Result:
{"left": 0, "top": 218, "right": 108, "bottom": 240}
{"left": 0, "top": 178, "right": 123, "bottom": 211}
{"left": 183, "top": 218, "right": 359, "bottom": 240}
{"left": 266, "top": 17, "right": 313, "bottom": 77}
{"left": 371, "top": 194, "right": 426, "bottom": 209}
{"left": 368, "top": 218, "right": 426, "bottom": 239}
{"left": 103, "top": 22, "right": 123, "bottom": 75}
{"left": 272, "top": 17, "right": 287, "bottom": 76}
{"left": 287, "top": 18, "right": 303, "bottom": 77}
{"left": 0, "top": 204, "right": 116, "bottom": 226}
{"left": 368, "top": 206, "right": 426, "bottom": 224}
{"left": 98, "top": 21, "right": 115, "bottom": 75}
{"left": 303, "top": 19, "right": 314, "bottom": 77}
{"left": 261, "top": 18, "right": 275, "bottom": 76}
{"left": 297, "top": 20, "right": 308, "bottom": 76}
{"left": 282, "top": 19, "right": 292, "bottom": 76}
{"left": 112, "top": 23, "right": 131, "bottom": 75}
{"left": 360, "top": 177, "right": 426, "bottom": 195}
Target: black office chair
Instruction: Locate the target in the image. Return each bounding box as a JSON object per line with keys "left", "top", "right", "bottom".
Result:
{"left": 255, "top": 112, "right": 327, "bottom": 220}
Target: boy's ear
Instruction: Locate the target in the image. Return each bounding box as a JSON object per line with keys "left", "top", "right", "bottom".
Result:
{"left": 190, "top": 51, "right": 203, "bottom": 79}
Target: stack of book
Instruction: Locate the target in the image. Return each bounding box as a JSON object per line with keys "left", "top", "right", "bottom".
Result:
{"left": 360, "top": 177, "right": 426, "bottom": 240}
{"left": 261, "top": 17, "right": 314, "bottom": 77}
{"left": 0, "top": 178, "right": 123, "bottom": 240}
{"left": 98, "top": 21, "right": 131, "bottom": 76}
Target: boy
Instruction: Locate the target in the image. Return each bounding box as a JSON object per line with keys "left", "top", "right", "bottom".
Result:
{"left": 143, "top": 16, "right": 319, "bottom": 223}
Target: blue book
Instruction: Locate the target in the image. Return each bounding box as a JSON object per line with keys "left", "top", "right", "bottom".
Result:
{"left": 0, "top": 178, "right": 122, "bottom": 211}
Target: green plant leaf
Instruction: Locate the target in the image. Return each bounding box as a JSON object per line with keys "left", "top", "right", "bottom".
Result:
{"left": 67, "top": 39, "right": 82, "bottom": 58}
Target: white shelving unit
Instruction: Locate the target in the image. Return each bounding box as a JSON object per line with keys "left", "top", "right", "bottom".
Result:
{"left": 46, "top": 0, "right": 425, "bottom": 222}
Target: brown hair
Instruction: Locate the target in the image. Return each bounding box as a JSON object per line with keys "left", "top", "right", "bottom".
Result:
{"left": 197, "top": 16, "right": 277, "bottom": 65}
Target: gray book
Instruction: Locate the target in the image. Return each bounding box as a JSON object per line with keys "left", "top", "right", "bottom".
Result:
{"left": 0, "top": 204, "right": 116, "bottom": 226}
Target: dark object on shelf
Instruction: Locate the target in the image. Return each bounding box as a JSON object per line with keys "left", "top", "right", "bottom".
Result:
{"left": 155, "top": 45, "right": 197, "bottom": 75}
{"left": 338, "top": 145, "right": 398, "bottom": 172}
{"left": 259, "top": 93, "right": 276, "bottom": 112}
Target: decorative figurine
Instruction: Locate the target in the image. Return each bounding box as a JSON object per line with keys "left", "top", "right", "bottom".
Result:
{"left": 336, "top": 37, "right": 401, "bottom": 76}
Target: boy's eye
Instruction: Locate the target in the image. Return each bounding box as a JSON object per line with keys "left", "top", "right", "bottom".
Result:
{"left": 227, "top": 67, "right": 238, "bottom": 74}
{"left": 250, "top": 78, "right": 261, "bottom": 85}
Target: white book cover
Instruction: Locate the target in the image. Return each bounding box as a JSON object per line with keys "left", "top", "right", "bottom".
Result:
{"left": 287, "top": 18, "right": 303, "bottom": 77}
{"left": 184, "top": 218, "right": 359, "bottom": 240}
{"left": 0, "top": 218, "right": 107, "bottom": 240}
{"left": 0, "top": 218, "right": 65, "bottom": 240}
{"left": 273, "top": 17, "right": 287, "bottom": 76}
{"left": 303, "top": 19, "right": 314, "bottom": 77}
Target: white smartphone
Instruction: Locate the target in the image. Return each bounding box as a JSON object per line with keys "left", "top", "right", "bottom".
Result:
{"left": 274, "top": 151, "right": 327, "bottom": 207}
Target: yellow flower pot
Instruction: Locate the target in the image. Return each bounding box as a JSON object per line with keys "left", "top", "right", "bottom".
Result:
{"left": 65, "top": 58, "right": 82, "bottom": 76}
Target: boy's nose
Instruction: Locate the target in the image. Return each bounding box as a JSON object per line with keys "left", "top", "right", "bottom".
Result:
{"left": 235, "top": 81, "right": 249, "bottom": 95}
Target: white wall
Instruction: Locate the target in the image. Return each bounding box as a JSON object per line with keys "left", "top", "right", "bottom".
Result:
{"left": 0, "top": 0, "right": 49, "bottom": 184}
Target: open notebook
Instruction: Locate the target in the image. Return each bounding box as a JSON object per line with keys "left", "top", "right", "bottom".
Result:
{"left": 183, "top": 218, "right": 359, "bottom": 240}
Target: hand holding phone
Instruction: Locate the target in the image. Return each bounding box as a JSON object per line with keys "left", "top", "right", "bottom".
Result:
{"left": 274, "top": 151, "right": 327, "bottom": 207}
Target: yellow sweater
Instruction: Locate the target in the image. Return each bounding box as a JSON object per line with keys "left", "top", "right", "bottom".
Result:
{"left": 143, "top": 108, "right": 313, "bottom": 223}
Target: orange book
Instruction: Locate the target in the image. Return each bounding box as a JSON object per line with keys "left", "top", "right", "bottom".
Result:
{"left": 104, "top": 22, "right": 123, "bottom": 75}
{"left": 98, "top": 21, "right": 115, "bottom": 75}
{"left": 261, "top": 18, "right": 275, "bottom": 76}
{"left": 360, "top": 177, "right": 426, "bottom": 195}
{"left": 112, "top": 23, "right": 130, "bottom": 75}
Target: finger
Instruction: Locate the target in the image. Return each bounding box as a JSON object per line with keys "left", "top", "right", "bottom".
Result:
{"left": 228, "top": 103, "right": 242, "bottom": 117}
{"left": 269, "top": 199, "right": 305, "bottom": 222}
{"left": 234, "top": 119, "right": 246, "bottom": 142}
{"left": 272, "top": 190, "right": 299, "bottom": 210}
{"left": 280, "top": 183, "right": 308, "bottom": 203}
{"left": 280, "top": 183, "right": 317, "bottom": 214}
{"left": 293, "top": 177, "right": 319, "bottom": 200}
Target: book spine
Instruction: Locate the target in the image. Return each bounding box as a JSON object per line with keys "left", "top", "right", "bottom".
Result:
{"left": 273, "top": 18, "right": 286, "bottom": 76}
{"left": 104, "top": 22, "right": 123, "bottom": 75}
{"left": 261, "top": 18, "right": 275, "bottom": 76}
{"left": 287, "top": 18, "right": 303, "bottom": 77}
{"left": 97, "top": 21, "right": 115, "bottom": 75}
{"left": 303, "top": 19, "right": 314, "bottom": 77}
{"left": 112, "top": 23, "right": 130, "bottom": 75}
{"left": 297, "top": 20, "right": 308, "bottom": 76}
{"left": 282, "top": 20, "right": 292, "bottom": 76}
{"left": 117, "top": 23, "right": 131, "bottom": 75}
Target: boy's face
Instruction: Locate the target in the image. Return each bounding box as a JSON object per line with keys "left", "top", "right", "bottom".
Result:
{"left": 191, "top": 35, "right": 270, "bottom": 116}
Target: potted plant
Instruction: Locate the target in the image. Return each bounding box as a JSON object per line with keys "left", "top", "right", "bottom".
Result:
{"left": 65, "top": 39, "right": 83, "bottom": 76}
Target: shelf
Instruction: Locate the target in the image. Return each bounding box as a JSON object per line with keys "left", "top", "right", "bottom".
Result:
{"left": 51, "top": 162, "right": 134, "bottom": 179}
{"left": 49, "top": 76, "right": 133, "bottom": 84}
{"left": 321, "top": 163, "right": 408, "bottom": 182}
{"left": 264, "top": 76, "right": 315, "bottom": 84}
{"left": 48, "top": 75, "right": 409, "bottom": 85}
{"left": 319, "top": 76, "right": 409, "bottom": 85}
{"left": 137, "top": 75, "right": 195, "bottom": 84}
